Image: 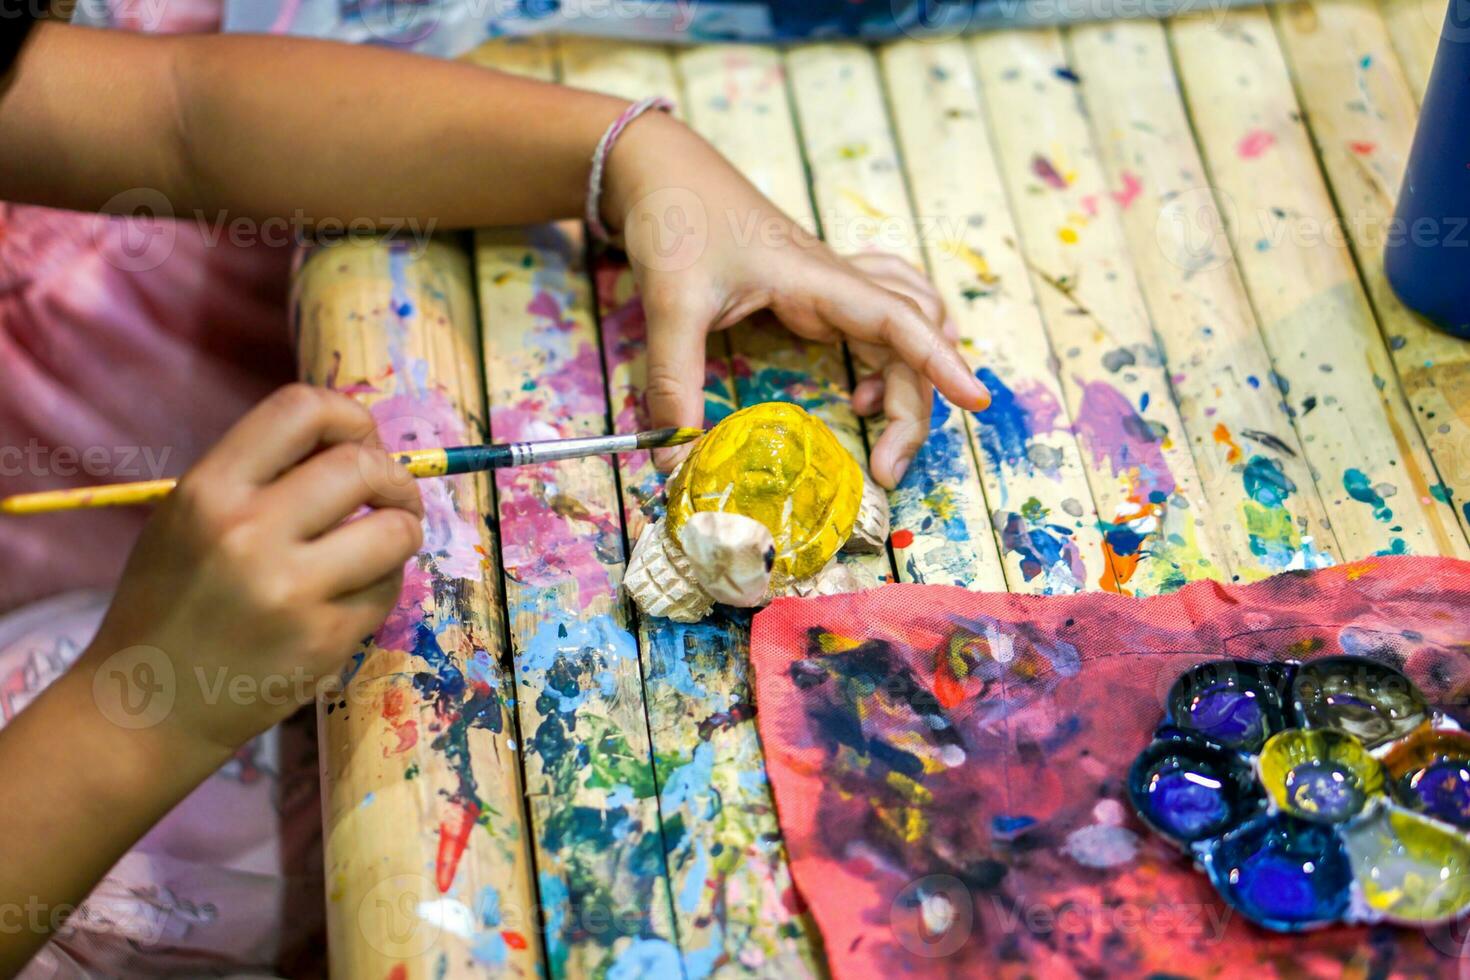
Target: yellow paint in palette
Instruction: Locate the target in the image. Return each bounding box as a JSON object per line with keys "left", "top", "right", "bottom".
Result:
{"left": 1341, "top": 807, "right": 1470, "bottom": 923}
{"left": 1258, "top": 729, "right": 1384, "bottom": 823}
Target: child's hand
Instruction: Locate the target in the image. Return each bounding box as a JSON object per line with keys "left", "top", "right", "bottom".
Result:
{"left": 605, "top": 113, "right": 991, "bottom": 489}
{"left": 86, "top": 384, "right": 423, "bottom": 758}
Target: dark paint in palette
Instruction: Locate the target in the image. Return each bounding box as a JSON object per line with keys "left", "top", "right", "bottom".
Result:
{"left": 1133, "top": 654, "right": 1470, "bottom": 932}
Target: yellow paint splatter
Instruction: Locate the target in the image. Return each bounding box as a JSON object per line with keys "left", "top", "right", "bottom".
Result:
{"left": 1058, "top": 227, "right": 1079, "bottom": 244}
{"left": 818, "top": 630, "right": 862, "bottom": 653}
{"left": 951, "top": 242, "right": 1000, "bottom": 285}
{"left": 840, "top": 189, "right": 889, "bottom": 219}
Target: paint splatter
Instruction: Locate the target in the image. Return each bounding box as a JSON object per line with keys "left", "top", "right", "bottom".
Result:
{"left": 972, "top": 368, "right": 1063, "bottom": 478}
{"left": 892, "top": 393, "right": 976, "bottom": 556}
{"left": 997, "top": 507, "right": 1086, "bottom": 594}
{"left": 1344, "top": 468, "right": 1394, "bottom": 522}
{"left": 1213, "top": 423, "right": 1243, "bottom": 465}
{"left": 1241, "top": 456, "right": 1333, "bottom": 572}
{"left": 1237, "top": 129, "right": 1277, "bottom": 159}
{"left": 1072, "top": 380, "right": 1214, "bottom": 595}
{"left": 1111, "top": 170, "right": 1143, "bottom": 209}
{"left": 1031, "top": 154, "right": 1070, "bottom": 189}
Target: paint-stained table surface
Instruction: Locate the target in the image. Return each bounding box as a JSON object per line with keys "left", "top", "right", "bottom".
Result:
{"left": 291, "top": 2, "right": 1470, "bottom": 975}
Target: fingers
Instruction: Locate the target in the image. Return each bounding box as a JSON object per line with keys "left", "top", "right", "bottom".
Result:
{"left": 868, "top": 363, "right": 931, "bottom": 490}
{"left": 847, "top": 252, "right": 958, "bottom": 341}
{"left": 302, "top": 506, "right": 424, "bottom": 598}
{"left": 329, "top": 569, "right": 414, "bottom": 651}
{"left": 644, "top": 291, "right": 714, "bottom": 469}
{"left": 813, "top": 277, "right": 989, "bottom": 412}
{"left": 852, "top": 373, "right": 885, "bottom": 416}
{"left": 260, "top": 441, "right": 423, "bottom": 539}
{"left": 202, "top": 384, "right": 379, "bottom": 486}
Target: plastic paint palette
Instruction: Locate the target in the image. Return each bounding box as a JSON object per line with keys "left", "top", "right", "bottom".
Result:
{"left": 1129, "top": 656, "right": 1470, "bottom": 932}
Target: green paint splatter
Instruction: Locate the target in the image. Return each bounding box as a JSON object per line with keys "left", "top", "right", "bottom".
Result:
{"left": 1020, "top": 496, "right": 1049, "bottom": 523}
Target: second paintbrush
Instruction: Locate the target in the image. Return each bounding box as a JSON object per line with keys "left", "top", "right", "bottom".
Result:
{"left": 400, "top": 427, "right": 704, "bottom": 476}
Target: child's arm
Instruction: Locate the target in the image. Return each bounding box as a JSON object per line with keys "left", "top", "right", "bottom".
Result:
{"left": 0, "top": 23, "right": 990, "bottom": 488}
{"left": 0, "top": 385, "right": 424, "bottom": 974}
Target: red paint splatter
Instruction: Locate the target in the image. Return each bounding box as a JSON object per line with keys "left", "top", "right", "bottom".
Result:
{"left": 1029, "top": 154, "right": 1070, "bottom": 189}
{"left": 1237, "top": 129, "right": 1277, "bottom": 159}
{"left": 891, "top": 529, "right": 915, "bottom": 549}
{"left": 933, "top": 661, "right": 968, "bottom": 711}
{"left": 385, "top": 966, "right": 407, "bottom": 980}
{"left": 380, "top": 688, "right": 420, "bottom": 756}
{"left": 1111, "top": 170, "right": 1143, "bottom": 209}
{"left": 1349, "top": 140, "right": 1376, "bottom": 156}
{"left": 502, "top": 930, "right": 529, "bottom": 950}
{"left": 1079, "top": 194, "right": 1099, "bottom": 217}
{"left": 435, "top": 800, "right": 480, "bottom": 893}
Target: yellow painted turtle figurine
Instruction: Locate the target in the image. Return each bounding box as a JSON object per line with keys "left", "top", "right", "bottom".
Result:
{"left": 625, "top": 402, "right": 889, "bottom": 622}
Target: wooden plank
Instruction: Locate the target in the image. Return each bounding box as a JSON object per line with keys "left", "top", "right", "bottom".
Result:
{"left": 786, "top": 43, "right": 1007, "bottom": 590}
{"left": 1170, "top": 8, "right": 1468, "bottom": 559}
{"left": 559, "top": 39, "right": 823, "bottom": 978}
{"left": 1065, "top": 20, "right": 1342, "bottom": 578}
{"left": 969, "top": 28, "right": 1230, "bottom": 595}
{"left": 296, "top": 237, "right": 540, "bottom": 978}
{"left": 877, "top": 38, "right": 1104, "bottom": 594}
{"left": 1273, "top": 0, "right": 1470, "bottom": 551}
{"left": 1380, "top": 0, "right": 1444, "bottom": 103}
{"left": 467, "top": 38, "right": 682, "bottom": 978}
{"left": 673, "top": 44, "right": 891, "bottom": 588}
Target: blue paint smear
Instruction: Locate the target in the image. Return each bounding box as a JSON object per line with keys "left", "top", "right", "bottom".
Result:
{"left": 894, "top": 392, "right": 973, "bottom": 543}
{"left": 972, "top": 367, "right": 1041, "bottom": 473}
{"left": 539, "top": 872, "right": 571, "bottom": 975}
{"left": 609, "top": 938, "right": 683, "bottom": 980}
{"left": 1243, "top": 455, "right": 1295, "bottom": 508}
{"left": 1344, "top": 468, "right": 1394, "bottom": 522}
{"left": 996, "top": 510, "right": 1084, "bottom": 593}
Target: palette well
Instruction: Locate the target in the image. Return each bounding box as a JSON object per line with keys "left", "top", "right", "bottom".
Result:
{"left": 1132, "top": 656, "right": 1470, "bottom": 932}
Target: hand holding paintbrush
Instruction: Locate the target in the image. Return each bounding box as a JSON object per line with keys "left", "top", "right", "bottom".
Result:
{"left": 1, "top": 426, "right": 703, "bottom": 516}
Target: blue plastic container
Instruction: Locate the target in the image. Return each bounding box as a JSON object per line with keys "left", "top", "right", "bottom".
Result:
{"left": 1385, "top": 1, "right": 1470, "bottom": 338}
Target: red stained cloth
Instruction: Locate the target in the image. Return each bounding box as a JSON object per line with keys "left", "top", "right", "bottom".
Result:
{"left": 750, "top": 557, "right": 1470, "bottom": 978}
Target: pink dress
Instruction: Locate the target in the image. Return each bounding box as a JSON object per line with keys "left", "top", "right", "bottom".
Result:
{"left": 0, "top": 4, "right": 318, "bottom": 975}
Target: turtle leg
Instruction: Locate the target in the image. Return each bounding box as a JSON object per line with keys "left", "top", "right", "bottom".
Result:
{"left": 677, "top": 511, "right": 775, "bottom": 607}
{"left": 787, "top": 558, "right": 868, "bottom": 597}
{"left": 624, "top": 518, "right": 715, "bottom": 623}
{"left": 846, "top": 475, "right": 891, "bottom": 554}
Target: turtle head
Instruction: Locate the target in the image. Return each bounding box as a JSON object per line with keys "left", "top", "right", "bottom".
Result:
{"left": 677, "top": 511, "right": 775, "bottom": 607}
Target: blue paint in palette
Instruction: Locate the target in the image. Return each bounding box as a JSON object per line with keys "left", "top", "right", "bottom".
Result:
{"left": 1165, "top": 660, "right": 1289, "bottom": 752}
{"left": 1205, "top": 816, "right": 1352, "bottom": 930}
{"left": 1128, "top": 733, "right": 1262, "bottom": 844}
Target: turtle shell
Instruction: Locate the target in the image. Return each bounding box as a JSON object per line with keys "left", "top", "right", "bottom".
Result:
{"left": 666, "top": 403, "right": 863, "bottom": 582}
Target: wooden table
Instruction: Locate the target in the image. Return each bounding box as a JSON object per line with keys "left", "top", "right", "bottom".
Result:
{"left": 290, "top": 1, "right": 1470, "bottom": 975}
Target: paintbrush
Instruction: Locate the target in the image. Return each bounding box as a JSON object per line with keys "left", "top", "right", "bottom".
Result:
{"left": 0, "top": 427, "right": 704, "bottom": 516}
